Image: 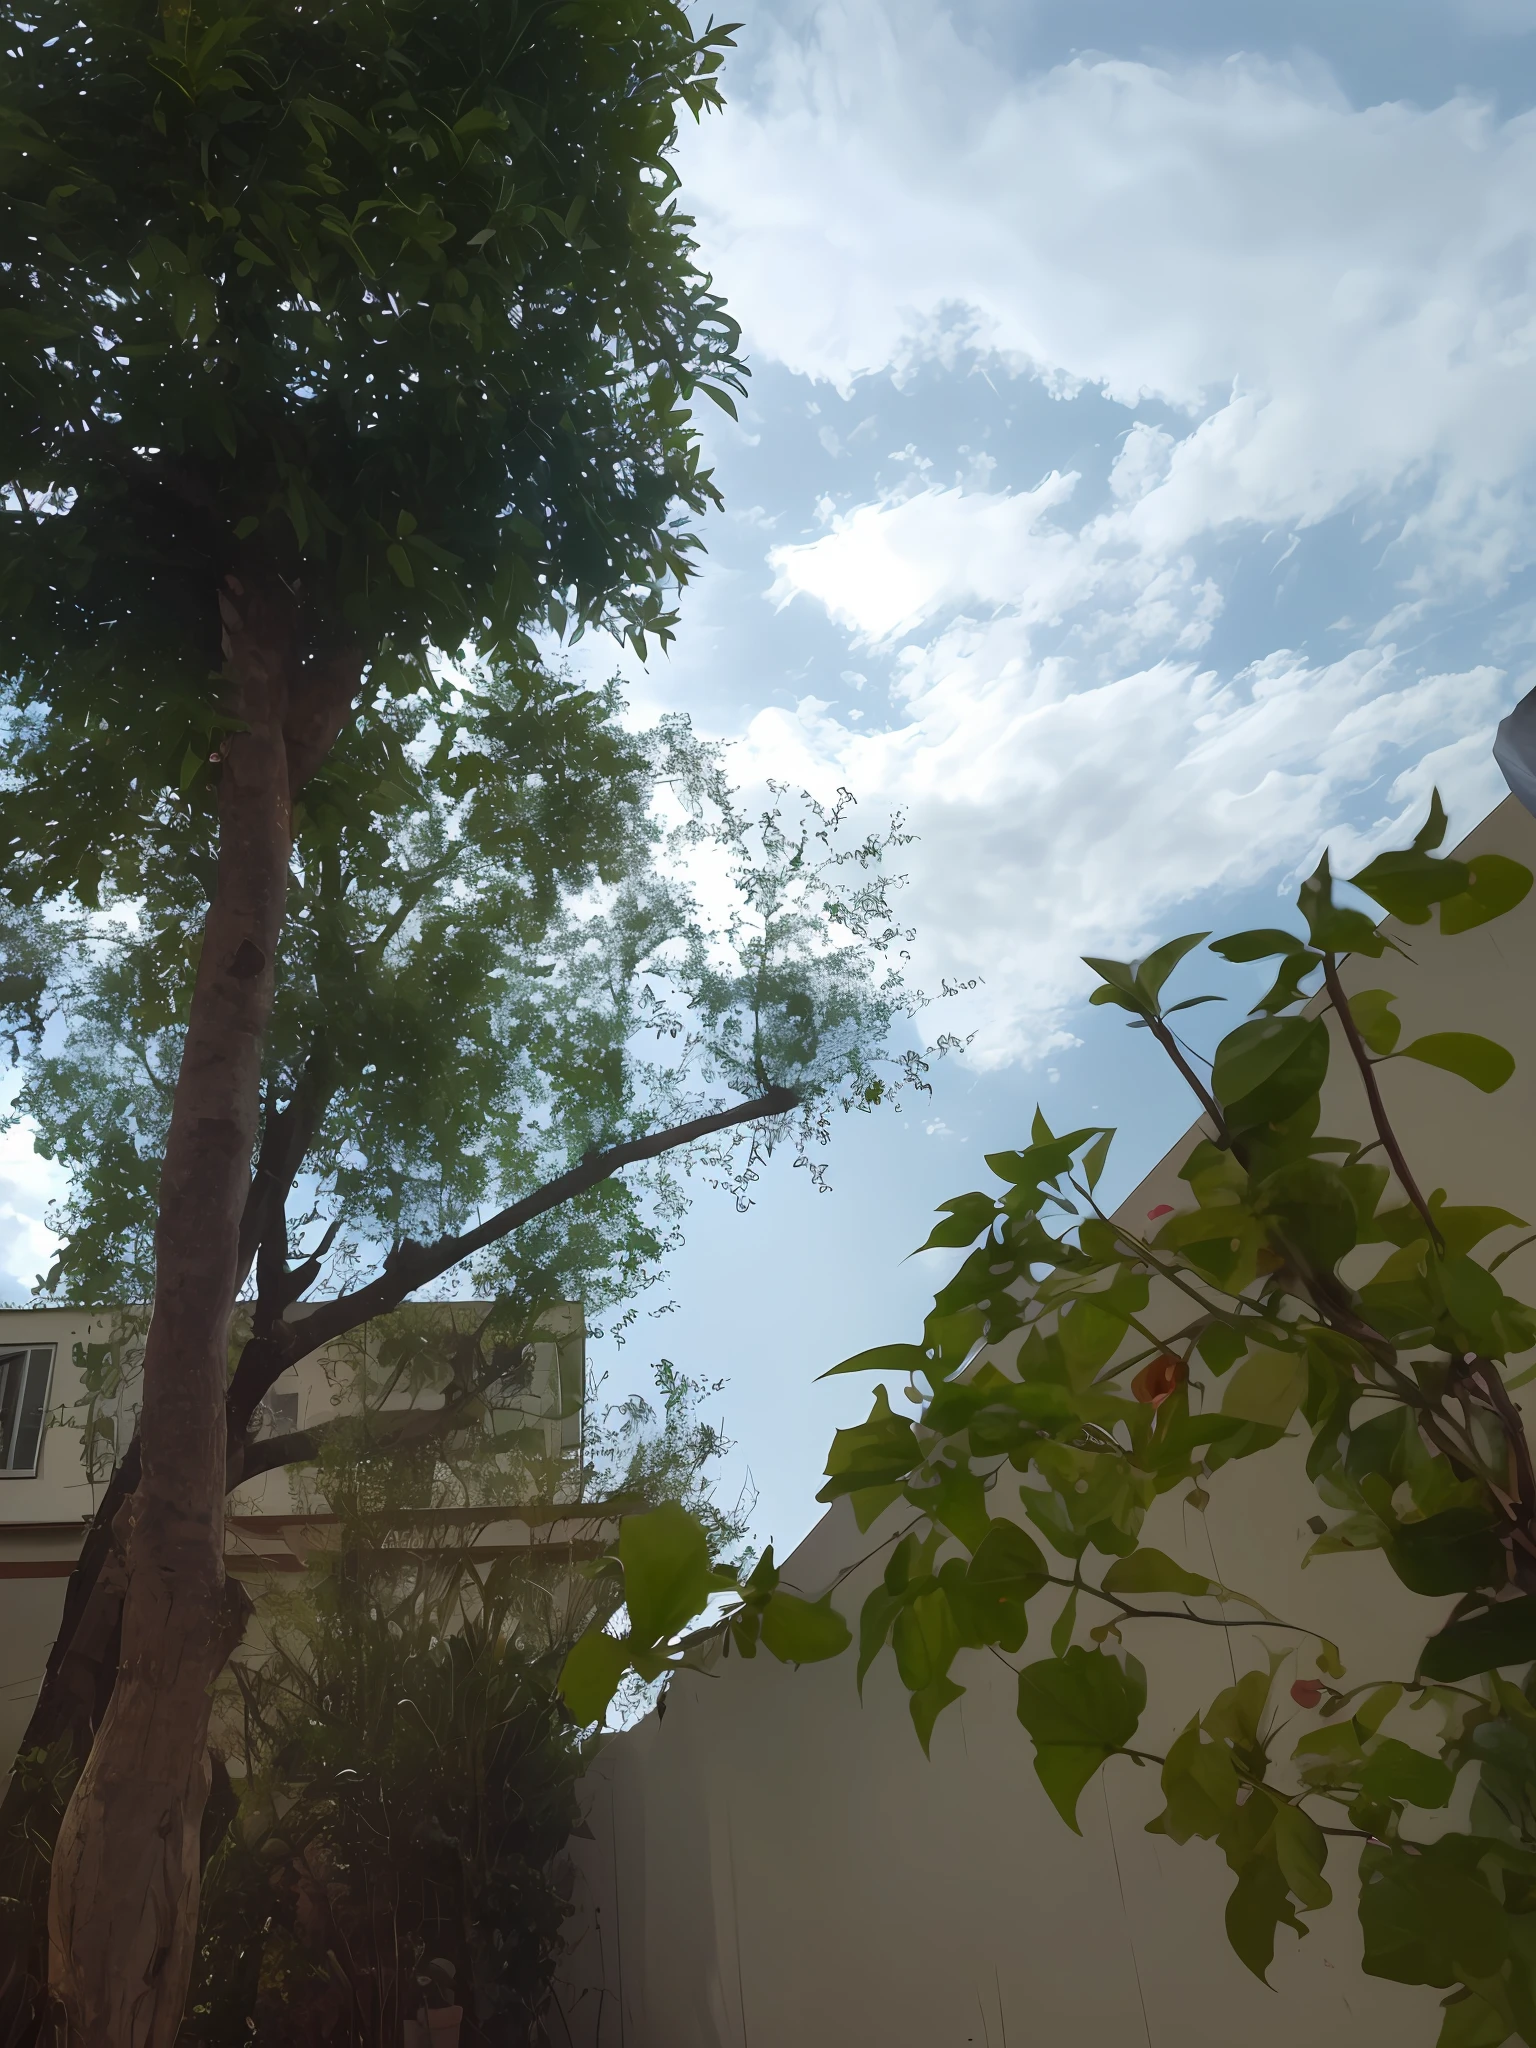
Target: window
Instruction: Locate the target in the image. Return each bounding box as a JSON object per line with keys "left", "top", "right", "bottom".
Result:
{"left": 0, "top": 1347, "right": 54, "bottom": 1476}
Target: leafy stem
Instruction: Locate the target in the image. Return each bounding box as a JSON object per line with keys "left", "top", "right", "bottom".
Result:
{"left": 1321, "top": 950, "right": 1443, "bottom": 1252}
{"left": 1147, "top": 1013, "right": 1233, "bottom": 1148}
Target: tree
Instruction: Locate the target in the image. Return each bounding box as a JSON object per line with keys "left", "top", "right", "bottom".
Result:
{"left": 561, "top": 797, "right": 1536, "bottom": 2046}
{"left": 0, "top": 683, "right": 924, "bottom": 2041}
{"left": 0, "top": 0, "right": 846, "bottom": 2034}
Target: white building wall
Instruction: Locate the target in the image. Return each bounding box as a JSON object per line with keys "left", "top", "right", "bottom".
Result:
{"left": 554, "top": 794, "right": 1536, "bottom": 2048}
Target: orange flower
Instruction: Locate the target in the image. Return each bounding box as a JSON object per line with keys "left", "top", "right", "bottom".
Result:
{"left": 1132, "top": 1354, "right": 1187, "bottom": 1406}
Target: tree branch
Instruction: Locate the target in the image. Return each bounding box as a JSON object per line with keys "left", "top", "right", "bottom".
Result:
{"left": 283, "top": 644, "right": 365, "bottom": 794}
{"left": 235, "top": 1050, "right": 335, "bottom": 1298}
{"left": 1147, "top": 1016, "right": 1231, "bottom": 1147}
{"left": 277, "top": 1084, "right": 800, "bottom": 1369}
{"left": 1321, "top": 951, "right": 1443, "bottom": 1251}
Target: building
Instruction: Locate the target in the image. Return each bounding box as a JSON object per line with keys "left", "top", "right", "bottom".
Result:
{"left": 0, "top": 1301, "right": 588, "bottom": 1773}
{"left": 553, "top": 791, "right": 1536, "bottom": 2048}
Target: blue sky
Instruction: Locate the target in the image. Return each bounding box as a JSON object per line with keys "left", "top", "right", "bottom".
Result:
{"left": 8, "top": 0, "right": 1536, "bottom": 1556}
{"left": 570, "top": 0, "right": 1536, "bottom": 1555}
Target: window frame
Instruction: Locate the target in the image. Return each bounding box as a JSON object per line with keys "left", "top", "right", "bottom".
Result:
{"left": 0, "top": 1345, "right": 56, "bottom": 1478}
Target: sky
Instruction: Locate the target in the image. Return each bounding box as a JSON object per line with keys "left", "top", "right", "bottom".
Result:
{"left": 9, "top": 0, "right": 1536, "bottom": 1556}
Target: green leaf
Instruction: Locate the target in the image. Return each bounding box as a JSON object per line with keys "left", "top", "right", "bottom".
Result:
{"left": 908, "top": 1674, "right": 967, "bottom": 1753}
{"left": 1349, "top": 988, "right": 1402, "bottom": 1055}
{"left": 758, "top": 1591, "right": 851, "bottom": 1665}
{"left": 1299, "top": 849, "right": 1388, "bottom": 956}
{"left": 386, "top": 541, "right": 415, "bottom": 587}
{"left": 1392, "top": 1032, "right": 1515, "bottom": 1094}
{"left": 1257, "top": 1157, "right": 1359, "bottom": 1268}
{"left": 820, "top": 1342, "right": 931, "bottom": 1381}
{"left": 1360, "top": 1737, "right": 1456, "bottom": 1809}
{"left": 1360, "top": 1839, "right": 1510, "bottom": 1986}
{"left": 856, "top": 1582, "right": 904, "bottom": 1693}
{"left": 1015, "top": 1647, "right": 1147, "bottom": 1831}
{"left": 908, "top": 1456, "right": 992, "bottom": 1553}
{"left": 1135, "top": 931, "right": 1209, "bottom": 1005}
{"left": 891, "top": 1588, "right": 965, "bottom": 1752}
{"left": 917, "top": 1191, "right": 997, "bottom": 1252}
{"left": 1211, "top": 1016, "right": 1329, "bottom": 1132}
{"left": 949, "top": 1518, "right": 1046, "bottom": 1652}
{"left": 1149, "top": 1716, "right": 1242, "bottom": 1842}
{"left": 1163, "top": 993, "right": 1225, "bottom": 1016}
{"left": 1436, "top": 1256, "right": 1518, "bottom": 1354}
{"left": 817, "top": 1386, "right": 922, "bottom": 1501}
{"left": 1208, "top": 928, "right": 1308, "bottom": 964}
{"left": 557, "top": 1629, "right": 630, "bottom": 1726}
{"left": 617, "top": 1502, "right": 717, "bottom": 1649}
{"left": 1197, "top": 1322, "right": 1247, "bottom": 1375}
{"left": 848, "top": 1482, "right": 907, "bottom": 1531}
{"left": 1350, "top": 840, "right": 1470, "bottom": 926}
{"left": 1225, "top": 1848, "right": 1306, "bottom": 1983}
{"left": 1252, "top": 949, "right": 1323, "bottom": 1015}
{"left": 1417, "top": 790, "right": 1451, "bottom": 852}
{"left": 1420, "top": 1598, "right": 1536, "bottom": 1682}
{"left": 1101, "top": 1547, "right": 1211, "bottom": 1599}
{"left": 1221, "top": 1346, "right": 1307, "bottom": 1428}
{"left": 1386, "top": 1507, "right": 1506, "bottom": 1598}
{"left": 1440, "top": 854, "right": 1533, "bottom": 935}
{"left": 1436, "top": 1993, "right": 1513, "bottom": 2048}
{"left": 892, "top": 1587, "right": 960, "bottom": 1692}
{"left": 1082, "top": 954, "right": 1141, "bottom": 1006}
{"left": 1082, "top": 1127, "right": 1113, "bottom": 1193}
{"left": 1271, "top": 1799, "right": 1333, "bottom": 1909}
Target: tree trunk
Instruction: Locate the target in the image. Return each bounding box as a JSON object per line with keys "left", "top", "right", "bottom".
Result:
{"left": 45, "top": 579, "right": 300, "bottom": 2048}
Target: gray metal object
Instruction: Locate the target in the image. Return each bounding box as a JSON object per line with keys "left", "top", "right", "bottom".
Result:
{"left": 1495, "top": 683, "right": 1536, "bottom": 817}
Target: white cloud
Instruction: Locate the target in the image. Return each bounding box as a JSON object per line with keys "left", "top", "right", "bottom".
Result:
{"left": 768, "top": 472, "right": 1224, "bottom": 661}
{"left": 658, "top": 5, "right": 1536, "bottom": 1063}
{"left": 0, "top": 1117, "right": 63, "bottom": 1300}
{"left": 683, "top": 8, "right": 1536, "bottom": 579}
{"left": 734, "top": 637, "right": 1519, "bottom": 1064}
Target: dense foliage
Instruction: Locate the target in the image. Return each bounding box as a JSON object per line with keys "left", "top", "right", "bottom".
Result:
{"left": 0, "top": 0, "right": 741, "bottom": 905}
{"left": 185, "top": 1553, "right": 585, "bottom": 2048}
{"left": 562, "top": 797, "right": 1536, "bottom": 2046}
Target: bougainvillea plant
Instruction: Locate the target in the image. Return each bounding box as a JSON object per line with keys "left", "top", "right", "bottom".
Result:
{"left": 561, "top": 795, "right": 1536, "bottom": 2047}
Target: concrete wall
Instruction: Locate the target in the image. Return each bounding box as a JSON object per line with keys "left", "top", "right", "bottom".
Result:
{"left": 552, "top": 794, "right": 1536, "bottom": 2048}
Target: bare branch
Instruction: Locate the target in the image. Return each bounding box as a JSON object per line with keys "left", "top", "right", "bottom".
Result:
{"left": 279, "top": 1084, "right": 800, "bottom": 1368}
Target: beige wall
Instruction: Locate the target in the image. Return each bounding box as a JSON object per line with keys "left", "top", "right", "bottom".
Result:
{"left": 554, "top": 794, "right": 1536, "bottom": 2048}
{"left": 0, "top": 1301, "right": 585, "bottom": 1774}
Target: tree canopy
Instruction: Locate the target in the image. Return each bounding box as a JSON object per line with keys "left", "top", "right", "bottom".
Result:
{"left": 0, "top": 0, "right": 741, "bottom": 915}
